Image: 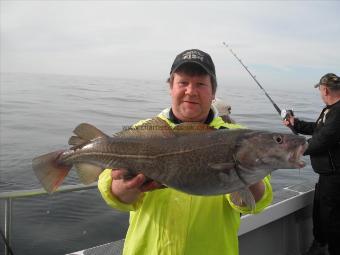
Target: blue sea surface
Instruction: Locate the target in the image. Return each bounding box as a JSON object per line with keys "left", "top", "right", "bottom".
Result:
{"left": 0, "top": 72, "right": 321, "bottom": 254}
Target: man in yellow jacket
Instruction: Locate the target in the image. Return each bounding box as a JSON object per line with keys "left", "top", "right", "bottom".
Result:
{"left": 98, "top": 49, "right": 273, "bottom": 255}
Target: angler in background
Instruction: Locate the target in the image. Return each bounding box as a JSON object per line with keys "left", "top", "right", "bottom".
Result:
{"left": 283, "top": 73, "right": 340, "bottom": 255}
{"left": 212, "top": 97, "right": 236, "bottom": 123}
{"left": 98, "top": 49, "right": 273, "bottom": 255}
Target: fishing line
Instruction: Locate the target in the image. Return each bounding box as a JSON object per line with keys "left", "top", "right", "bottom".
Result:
{"left": 222, "top": 42, "right": 297, "bottom": 135}
{"left": 0, "top": 228, "right": 15, "bottom": 255}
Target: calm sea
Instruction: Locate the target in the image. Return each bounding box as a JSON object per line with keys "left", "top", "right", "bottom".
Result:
{"left": 0, "top": 72, "right": 321, "bottom": 255}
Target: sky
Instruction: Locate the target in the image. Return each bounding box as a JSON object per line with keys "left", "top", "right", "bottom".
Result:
{"left": 1, "top": 1, "right": 339, "bottom": 89}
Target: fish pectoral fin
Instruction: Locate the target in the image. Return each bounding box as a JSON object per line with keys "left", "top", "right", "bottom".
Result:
{"left": 209, "top": 163, "right": 235, "bottom": 171}
{"left": 230, "top": 188, "right": 256, "bottom": 212}
{"left": 75, "top": 163, "right": 103, "bottom": 184}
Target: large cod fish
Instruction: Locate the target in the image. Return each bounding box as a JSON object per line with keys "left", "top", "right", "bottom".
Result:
{"left": 33, "top": 117, "right": 307, "bottom": 202}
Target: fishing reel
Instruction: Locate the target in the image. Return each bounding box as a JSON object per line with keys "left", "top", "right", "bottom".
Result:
{"left": 281, "top": 109, "right": 294, "bottom": 121}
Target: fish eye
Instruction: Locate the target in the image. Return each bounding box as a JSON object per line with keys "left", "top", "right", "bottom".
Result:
{"left": 273, "top": 135, "right": 283, "bottom": 144}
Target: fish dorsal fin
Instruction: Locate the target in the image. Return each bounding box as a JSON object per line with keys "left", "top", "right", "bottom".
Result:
{"left": 73, "top": 123, "right": 107, "bottom": 140}
{"left": 173, "top": 122, "right": 215, "bottom": 136}
{"left": 115, "top": 117, "right": 175, "bottom": 139}
{"left": 69, "top": 123, "right": 109, "bottom": 148}
{"left": 68, "top": 135, "right": 86, "bottom": 146}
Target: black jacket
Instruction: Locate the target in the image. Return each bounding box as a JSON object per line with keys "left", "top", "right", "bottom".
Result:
{"left": 294, "top": 100, "right": 340, "bottom": 174}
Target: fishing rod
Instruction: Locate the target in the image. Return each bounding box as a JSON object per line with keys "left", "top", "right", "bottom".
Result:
{"left": 222, "top": 42, "right": 297, "bottom": 134}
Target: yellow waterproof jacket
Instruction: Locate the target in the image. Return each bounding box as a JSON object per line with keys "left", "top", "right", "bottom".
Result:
{"left": 98, "top": 110, "right": 273, "bottom": 255}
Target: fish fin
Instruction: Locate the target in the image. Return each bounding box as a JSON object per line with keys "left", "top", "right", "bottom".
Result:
{"left": 68, "top": 135, "right": 86, "bottom": 146}
{"left": 75, "top": 163, "right": 103, "bottom": 184}
{"left": 209, "top": 162, "right": 235, "bottom": 171}
{"left": 230, "top": 188, "right": 256, "bottom": 212}
{"left": 115, "top": 117, "right": 176, "bottom": 138}
{"left": 32, "top": 150, "right": 72, "bottom": 193}
{"left": 173, "top": 122, "right": 215, "bottom": 136}
{"left": 69, "top": 123, "right": 109, "bottom": 149}
{"left": 73, "top": 123, "right": 108, "bottom": 141}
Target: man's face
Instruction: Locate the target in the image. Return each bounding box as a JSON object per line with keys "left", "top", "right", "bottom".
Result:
{"left": 170, "top": 71, "right": 215, "bottom": 122}
{"left": 319, "top": 85, "right": 328, "bottom": 104}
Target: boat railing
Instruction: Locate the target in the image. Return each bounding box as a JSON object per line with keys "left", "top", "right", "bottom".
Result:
{"left": 0, "top": 180, "right": 316, "bottom": 255}
{"left": 0, "top": 183, "right": 98, "bottom": 255}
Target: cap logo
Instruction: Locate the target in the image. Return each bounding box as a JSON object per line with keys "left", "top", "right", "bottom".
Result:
{"left": 182, "top": 50, "right": 204, "bottom": 62}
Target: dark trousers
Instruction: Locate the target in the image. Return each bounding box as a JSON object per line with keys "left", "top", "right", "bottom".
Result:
{"left": 313, "top": 175, "right": 340, "bottom": 255}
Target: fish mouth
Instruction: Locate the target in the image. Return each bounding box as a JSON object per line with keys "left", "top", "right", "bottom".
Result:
{"left": 288, "top": 143, "right": 308, "bottom": 168}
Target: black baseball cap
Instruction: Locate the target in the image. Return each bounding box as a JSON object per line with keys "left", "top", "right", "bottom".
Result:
{"left": 170, "top": 49, "right": 217, "bottom": 91}
{"left": 314, "top": 73, "right": 340, "bottom": 89}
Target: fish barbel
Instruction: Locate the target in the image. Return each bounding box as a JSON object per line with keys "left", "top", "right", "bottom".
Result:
{"left": 32, "top": 117, "right": 307, "bottom": 199}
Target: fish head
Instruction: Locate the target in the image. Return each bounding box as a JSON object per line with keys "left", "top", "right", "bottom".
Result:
{"left": 234, "top": 131, "right": 307, "bottom": 171}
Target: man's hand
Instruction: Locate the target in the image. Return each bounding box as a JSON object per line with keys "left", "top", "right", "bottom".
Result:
{"left": 248, "top": 181, "right": 265, "bottom": 202}
{"left": 283, "top": 115, "right": 295, "bottom": 127}
{"left": 110, "top": 169, "right": 163, "bottom": 204}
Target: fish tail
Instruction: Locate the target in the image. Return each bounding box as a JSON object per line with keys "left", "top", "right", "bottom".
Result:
{"left": 32, "top": 150, "right": 72, "bottom": 193}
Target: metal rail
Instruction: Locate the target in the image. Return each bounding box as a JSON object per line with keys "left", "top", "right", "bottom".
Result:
{"left": 0, "top": 183, "right": 98, "bottom": 255}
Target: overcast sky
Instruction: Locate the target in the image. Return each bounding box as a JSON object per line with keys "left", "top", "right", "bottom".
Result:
{"left": 1, "top": 1, "right": 339, "bottom": 89}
